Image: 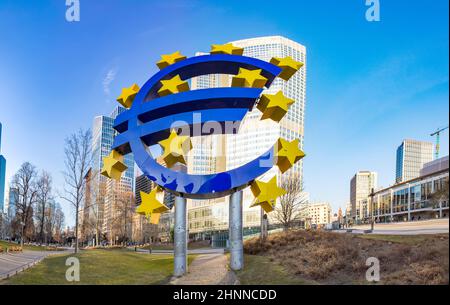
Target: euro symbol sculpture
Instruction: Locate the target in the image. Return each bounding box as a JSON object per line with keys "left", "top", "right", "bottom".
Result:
{"left": 101, "top": 43, "right": 305, "bottom": 275}
{"left": 106, "top": 45, "right": 304, "bottom": 199}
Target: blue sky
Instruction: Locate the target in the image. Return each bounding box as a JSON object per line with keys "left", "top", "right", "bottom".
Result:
{"left": 0, "top": 0, "right": 448, "bottom": 226}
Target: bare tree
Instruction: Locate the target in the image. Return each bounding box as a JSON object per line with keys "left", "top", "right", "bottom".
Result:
{"left": 61, "top": 129, "right": 92, "bottom": 253}
{"left": 53, "top": 204, "right": 65, "bottom": 244}
{"left": 35, "top": 171, "right": 52, "bottom": 245}
{"left": 110, "top": 188, "right": 135, "bottom": 245}
{"left": 10, "top": 162, "right": 39, "bottom": 247}
{"left": 82, "top": 170, "right": 106, "bottom": 247}
{"left": 273, "top": 174, "right": 308, "bottom": 231}
{"left": 430, "top": 179, "right": 449, "bottom": 215}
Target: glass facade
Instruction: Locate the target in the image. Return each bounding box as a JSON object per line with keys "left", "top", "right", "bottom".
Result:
{"left": 371, "top": 169, "right": 449, "bottom": 222}
{"left": 396, "top": 143, "right": 404, "bottom": 183}
{"left": 91, "top": 106, "right": 135, "bottom": 241}
{"left": 186, "top": 36, "right": 307, "bottom": 236}
{"left": 0, "top": 122, "right": 5, "bottom": 213}
{"left": 395, "top": 139, "right": 433, "bottom": 183}
{"left": 0, "top": 155, "right": 5, "bottom": 213}
{"left": 7, "top": 187, "right": 18, "bottom": 219}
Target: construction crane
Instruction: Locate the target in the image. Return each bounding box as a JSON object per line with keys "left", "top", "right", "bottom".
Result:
{"left": 430, "top": 125, "right": 449, "bottom": 160}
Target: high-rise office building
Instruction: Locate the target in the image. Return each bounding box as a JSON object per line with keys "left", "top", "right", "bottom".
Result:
{"left": 7, "top": 187, "right": 18, "bottom": 220}
{"left": 91, "top": 106, "right": 135, "bottom": 243}
{"left": 135, "top": 174, "right": 153, "bottom": 205}
{"left": 0, "top": 123, "right": 6, "bottom": 213}
{"left": 350, "top": 171, "right": 377, "bottom": 221}
{"left": 396, "top": 139, "right": 433, "bottom": 183}
{"left": 187, "top": 36, "right": 307, "bottom": 236}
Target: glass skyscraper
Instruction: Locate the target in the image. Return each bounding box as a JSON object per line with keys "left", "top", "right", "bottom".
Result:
{"left": 187, "top": 36, "right": 307, "bottom": 236}
{"left": 396, "top": 139, "right": 433, "bottom": 183}
{"left": 7, "top": 187, "right": 18, "bottom": 219}
{"left": 0, "top": 122, "right": 6, "bottom": 213}
{"left": 92, "top": 106, "right": 135, "bottom": 184}
{"left": 91, "top": 106, "right": 135, "bottom": 242}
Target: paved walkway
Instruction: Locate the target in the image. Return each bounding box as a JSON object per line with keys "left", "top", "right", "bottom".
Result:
{"left": 336, "top": 218, "right": 449, "bottom": 235}
{"left": 132, "top": 247, "right": 226, "bottom": 255}
{"left": 0, "top": 250, "right": 70, "bottom": 280}
{"left": 170, "top": 253, "right": 239, "bottom": 285}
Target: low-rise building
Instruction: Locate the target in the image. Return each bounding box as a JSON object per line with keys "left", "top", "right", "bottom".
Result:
{"left": 370, "top": 156, "right": 449, "bottom": 223}
{"left": 307, "top": 202, "right": 331, "bottom": 227}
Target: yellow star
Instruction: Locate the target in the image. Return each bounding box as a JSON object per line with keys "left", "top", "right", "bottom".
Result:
{"left": 257, "top": 91, "right": 295, "bottom": 122}
{"left": 101, "top": 150, "right": 128, "bottom": 181}
{"left": 231, "top": 68, "right": 268, "bottom": 88}
{"left": 270, "top": 56, "right": 304, "bottom": 81}
{"left": 158, "top": 130, "right": 192, "bottom": 168}
{"left": 157, "top": 75, "right": 190, "bottom": 97}
{"left": 149, "top": 213, "right": 161, "bottom": 225}
{"left": 274, "top": 138, "right": 305, "bottom": 173}
{"left": 136, "top": 189, "right": 169, "bottom": 224}
{"left": 210, "top": 43, "right": 244, "bottom": 55}
{"left": 116, "top": 84, "right": 140, "bottom": 109}
{"left": 156, "top": 51, "right": 187, "bottom": 70}
{"left": 250, "top": 176, "right": 286, "bottom": 213}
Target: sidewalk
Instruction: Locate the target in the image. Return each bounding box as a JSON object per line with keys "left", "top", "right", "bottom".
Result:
{"left": 170, "top": 253, "right": 239, "bottom": 285}
{"left": 336, "top": 218, "right": 449, "bottom": 235}
{"left": 130, "top": 247, "right": 225, "bottom": 255}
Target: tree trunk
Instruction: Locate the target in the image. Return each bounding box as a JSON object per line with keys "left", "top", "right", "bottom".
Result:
{"left": 40, "top": 202, "right": 45, "bottom": 245}
{"left": 75, "top": 202, "right": 79, "bottom": 253}
{"left": 96, "top": 224, "right": 99, "bottom": 247}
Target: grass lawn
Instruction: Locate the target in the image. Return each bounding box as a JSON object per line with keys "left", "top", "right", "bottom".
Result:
{"left": 2, "top": 249, "right": 196, "bottom": 285}
{"left": 141, "top": 241, "right": 211, "bottom": 251}
{"left": 0, "top": 240, "right": 60, "bottom": 252}
{"left": 235, "top": 254, "right": 316, "bottom": 285}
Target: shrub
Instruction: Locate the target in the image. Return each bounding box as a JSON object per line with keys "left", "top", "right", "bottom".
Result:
{"left": 243, "top": 230, "right": 448, "bottom": 284}
{"left": 8, "top": 246, "right": 23, "bottom": 252}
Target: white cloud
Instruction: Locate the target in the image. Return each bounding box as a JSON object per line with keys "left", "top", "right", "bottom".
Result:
{"left": 102, "top": 68, "right": 117, "bottom": 96}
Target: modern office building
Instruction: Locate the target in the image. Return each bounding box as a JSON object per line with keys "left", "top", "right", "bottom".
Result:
{"left": 7, "top": 187, "right": 18, "bottom": 220}
{"left": 135, "top": 174, "right": 153, "bottom": 205}
{"left": 350, "top": 171, "right": 378, "bottom": 222}
{"left": 91, "top": 106, "right": 135, "bottom": 243}
{"left": 187, "top": 61, "right": 230, "bottom": 237}
{"left": 132, "top": 172, "right": 176, "bottom": 243}
{"left": 370, "top": 155, "right": 449, "bottom": 222}
{"left": 396, "top": 139, "right": 433, "bottom": 183}
{"left": 186, "top": 36, "right": 307, "bottom": 238}
{"left": 0, "top": 123, "right": 6, "bottom": 213}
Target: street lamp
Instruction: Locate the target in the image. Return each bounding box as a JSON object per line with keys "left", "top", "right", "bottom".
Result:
{"left": 370, "top": 188, "right": 375, "bottom": 231}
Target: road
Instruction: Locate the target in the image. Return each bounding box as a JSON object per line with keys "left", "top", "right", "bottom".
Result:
{"left": 338, "top": 218, "right": 449, "bottom": 235}
{"left": 0, "top": 250, "right": 71, "bottom": 280}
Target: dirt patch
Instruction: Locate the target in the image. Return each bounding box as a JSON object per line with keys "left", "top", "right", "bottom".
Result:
{"left": 244, "top": 230, "right": 449, "bottom": 284}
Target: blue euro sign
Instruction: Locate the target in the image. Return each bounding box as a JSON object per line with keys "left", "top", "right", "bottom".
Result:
{"left": 112, "top": 54, "right": 282, "bottom": 199}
